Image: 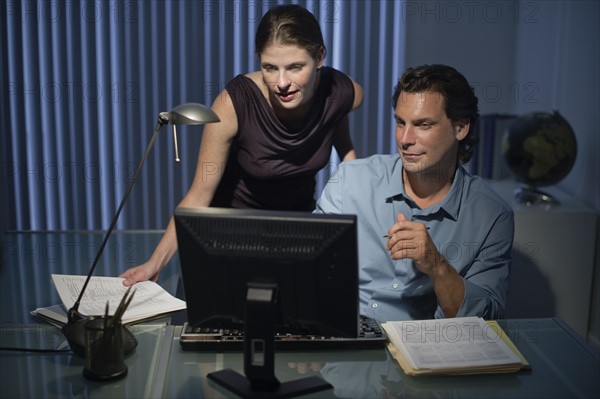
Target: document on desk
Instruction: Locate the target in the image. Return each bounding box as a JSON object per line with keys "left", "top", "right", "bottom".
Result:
{"left": 382, "top": 317, "right": 529, "bottom": 376}
{"left": 32, "top": 274, "right": 186, "bottom": 325}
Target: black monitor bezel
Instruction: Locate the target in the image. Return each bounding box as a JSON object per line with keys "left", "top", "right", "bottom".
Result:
{"left": 174, "top": 206, "right": 360, "bottom": 339}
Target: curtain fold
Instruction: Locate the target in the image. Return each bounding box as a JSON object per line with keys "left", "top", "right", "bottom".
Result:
{"left": 2, "top": 0, "right": 406, "bottom": 231}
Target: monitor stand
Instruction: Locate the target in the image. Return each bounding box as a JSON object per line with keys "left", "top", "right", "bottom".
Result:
{"left": 207, "top": 282, "right": 333, "bottom": 399}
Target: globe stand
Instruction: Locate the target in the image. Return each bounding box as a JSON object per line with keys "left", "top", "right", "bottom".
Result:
{"left": 514, "top": 186, "right": 559, "bottom": 207}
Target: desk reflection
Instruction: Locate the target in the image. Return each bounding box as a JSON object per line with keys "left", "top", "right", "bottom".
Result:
{"left": 0, "top": 325, "right": 168, "bottom": 399}
{"left": 165, "top": 345, "right": 529, "bottom": 399}
{"left": 319, "top": 351, "right": 524, "bottom": 398}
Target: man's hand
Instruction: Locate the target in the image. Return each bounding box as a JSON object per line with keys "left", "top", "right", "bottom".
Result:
{"left": 287, "top": 362, "right": 323, "bottom": 375}
{"left": 385, "top": 213, "right": 464, "bottom": 317}
{"left": 385, "top": 213, "right": 442, "bottom": 276}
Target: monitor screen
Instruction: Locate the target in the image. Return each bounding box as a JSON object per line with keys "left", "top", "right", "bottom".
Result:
{"left": 174, "top": 206, "right": 359, "bottom": 338}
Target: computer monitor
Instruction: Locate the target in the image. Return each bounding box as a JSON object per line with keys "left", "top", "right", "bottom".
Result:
{"left": 174, "top": 206, "right": 359, "bottom": 398}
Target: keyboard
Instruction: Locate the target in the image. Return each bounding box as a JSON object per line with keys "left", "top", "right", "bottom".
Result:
{"left": 179, "top": 315, "right": 388, "bottom": 352}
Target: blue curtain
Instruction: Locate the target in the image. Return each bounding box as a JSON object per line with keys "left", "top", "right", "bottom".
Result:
{"left": 2, "top": 0, "right": 406, "bottom": 231}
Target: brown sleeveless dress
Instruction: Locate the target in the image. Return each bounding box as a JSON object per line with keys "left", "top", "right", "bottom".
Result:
{"left": 211, "top": 67, "right": 355, "bottom": 210}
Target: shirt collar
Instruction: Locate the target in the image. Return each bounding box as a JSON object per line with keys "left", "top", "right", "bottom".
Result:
{"left": 436, "top": 166, "right": 465, "bottom": 221}
{"left": 383, "top": 159, "right": 466, "bottom": 221}
{"left": 382, "top": 156, "right": 405, "bottom": 200}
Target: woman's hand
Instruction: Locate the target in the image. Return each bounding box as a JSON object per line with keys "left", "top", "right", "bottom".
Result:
{"left": 119, "top": 261, "right": 161, "bottom": 286}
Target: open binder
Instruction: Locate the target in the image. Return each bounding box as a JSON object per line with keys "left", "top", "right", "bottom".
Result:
{"left": 382, "top": 317, "right": 530, "bottom": 376}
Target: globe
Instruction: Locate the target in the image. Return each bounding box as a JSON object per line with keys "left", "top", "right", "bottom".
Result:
{"left": 501, "top": 111, "right": 577, "bottom": 204}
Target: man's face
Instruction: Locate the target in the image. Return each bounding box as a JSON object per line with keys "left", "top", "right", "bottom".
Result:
{"left": 394, "top": 91, "right": 469, "bottom": 177}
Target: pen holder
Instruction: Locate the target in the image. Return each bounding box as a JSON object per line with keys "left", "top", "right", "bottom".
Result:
{"left": 83, "top": 317, "right": 128, "bottom": 381}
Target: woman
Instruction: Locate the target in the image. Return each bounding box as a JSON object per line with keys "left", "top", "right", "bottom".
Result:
{"left": 120, "top": 4, "right": 363, "bottom": 285}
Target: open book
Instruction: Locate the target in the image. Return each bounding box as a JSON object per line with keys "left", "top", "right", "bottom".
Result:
{"left": 32, "top": 274, "right": 186, "bottom": 326}
{"left": 382, "top": 317, "right": 530, "bottom": 376}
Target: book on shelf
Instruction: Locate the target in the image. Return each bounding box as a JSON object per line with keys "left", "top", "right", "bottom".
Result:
{"left": 381, "top": 316, "right": 530, "bottom": 376}
{"left": 31, "top": 274, "right": 186, "bottom": 326}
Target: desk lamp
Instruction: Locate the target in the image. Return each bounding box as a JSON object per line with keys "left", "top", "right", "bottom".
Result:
{"left": 62, "top": 103, "right": 220, "bottom": 356}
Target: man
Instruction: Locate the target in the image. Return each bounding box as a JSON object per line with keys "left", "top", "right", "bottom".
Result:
{"left": 316, "top": 64, "right": 514, "bottom": 321}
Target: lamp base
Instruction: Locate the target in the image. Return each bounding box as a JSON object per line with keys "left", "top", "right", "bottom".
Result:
{"left": 83, "top": 365, "right": 128, "bottom": 381}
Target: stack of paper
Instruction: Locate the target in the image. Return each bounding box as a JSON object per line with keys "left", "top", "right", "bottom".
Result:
{"left": 382, "top": 317, "right": 530, "bottom": 376}
{"left": 32, "top": 274, "right": 186, "bottom": 326}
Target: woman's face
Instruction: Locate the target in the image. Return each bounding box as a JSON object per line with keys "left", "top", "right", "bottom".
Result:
{"left": 259, "top": 41, "right": 324, "bottom": 113}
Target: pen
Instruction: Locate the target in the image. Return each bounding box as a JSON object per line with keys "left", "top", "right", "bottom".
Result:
{"left": 109, "top": 286, "right": 135, "bottom": 327}
{"left": 104, "top": 301, "right": 109, "bottom": 330}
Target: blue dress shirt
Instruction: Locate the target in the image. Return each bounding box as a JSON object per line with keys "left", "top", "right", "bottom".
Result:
{"left": 315, "top": 154, "right": 514, "bottom": 321}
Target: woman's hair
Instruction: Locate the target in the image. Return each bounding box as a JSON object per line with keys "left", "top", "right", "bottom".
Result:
{"left": 392, "top": 64, "right": 480, "bottom": 164}
{"left": 255, "top": 4, "right": 326, "bottom": 60}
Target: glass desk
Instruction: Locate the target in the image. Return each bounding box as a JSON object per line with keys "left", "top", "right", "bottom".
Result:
{"left": 161, "top": 319, "right": 599, "bottom": 399}
{"left": 0, "top": 324, "right": 172, "bottom": 398}
{"left": 2, "top": 318, "right": 598, "bottom": 399}
{"left": 1, "top": 232, "right": 599, "bottom": 398}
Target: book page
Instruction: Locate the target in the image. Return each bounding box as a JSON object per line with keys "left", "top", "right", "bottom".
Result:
{"left": 51, "top": 274, "right": 186, "bottom": 323}
{"left": 382, "top": 317, "right": 522, "bottom": 370}
{"left": 31, "top": 305, "right": 68, "bottom": 326}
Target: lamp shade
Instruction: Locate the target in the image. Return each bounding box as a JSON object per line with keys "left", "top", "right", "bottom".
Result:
{"left": 161, "top": 102, "right": 220, "bottom": 125}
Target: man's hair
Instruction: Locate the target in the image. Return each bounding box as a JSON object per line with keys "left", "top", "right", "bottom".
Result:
{"left": 255, "top": 4, "right": 326, "bottom": 60}
{"left": 392, "top": 64, "right": 479, "bottom": 164}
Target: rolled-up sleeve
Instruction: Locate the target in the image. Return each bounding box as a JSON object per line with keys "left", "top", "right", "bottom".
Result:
{"left": 436, "top": 208, "right": 514, "bottom": 320}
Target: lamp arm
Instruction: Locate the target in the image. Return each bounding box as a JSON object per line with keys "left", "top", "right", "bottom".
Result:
{"left": 68, "top": 116, "right": 168, "bottom": 321}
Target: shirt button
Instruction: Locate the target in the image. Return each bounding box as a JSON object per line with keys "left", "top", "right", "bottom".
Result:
{"left": 392, "top": 283, "right": 398, "bottom": 289}
{"left": 371, "top": 303, "right": 378, "bottom": 309}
